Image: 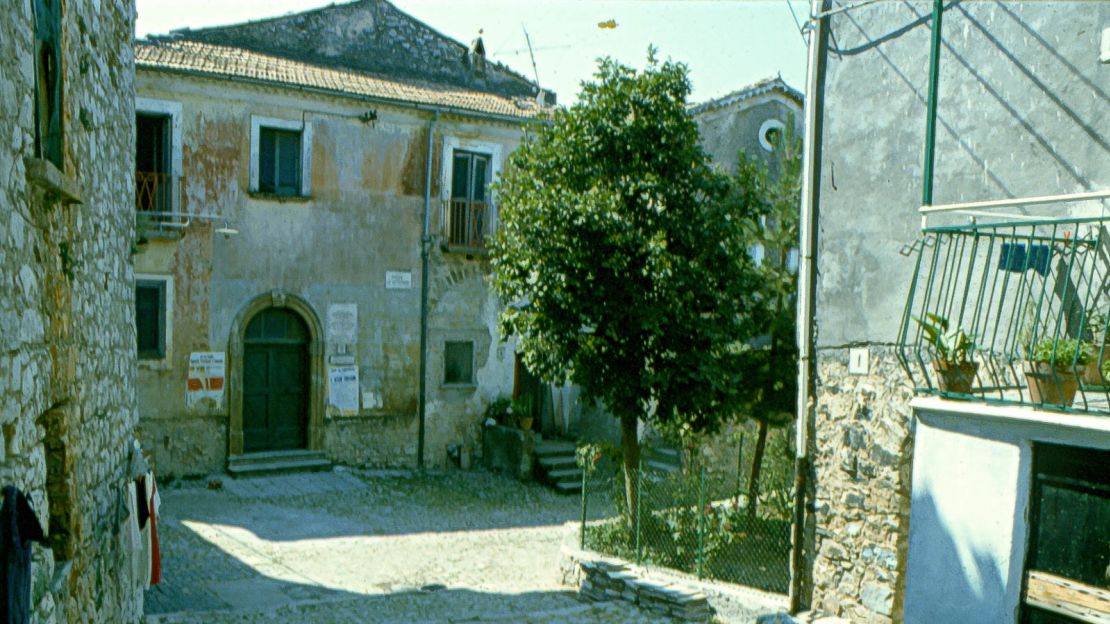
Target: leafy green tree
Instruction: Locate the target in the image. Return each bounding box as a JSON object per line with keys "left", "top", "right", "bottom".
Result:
{"left": 491, "top": 51, "right": 769, "bottom": 517}
{"left": 730, "top": 121, "right": 802, "bottom": 518}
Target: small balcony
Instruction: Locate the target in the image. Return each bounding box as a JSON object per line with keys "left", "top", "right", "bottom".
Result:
{"left": 897, "top": 214, "right": 1110, "bottom": 415}
{"left": 136, "top": 171, "right": 187, "bottom": 233}
{"left": 442, "top": 199, "right": 489, "bottom": 252}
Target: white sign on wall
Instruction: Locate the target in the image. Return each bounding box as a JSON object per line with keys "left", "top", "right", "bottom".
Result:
{"left": 328, "top": 365, "right": 360, "bottom": 415}
{"left": 186, "top": 351, "right": 226, "bottom": 408}
{"left": 385, "top": 271, "right": 413, "bottom": 290}
{"left": 327, "top": 303, "right": 358, "bottom": 344}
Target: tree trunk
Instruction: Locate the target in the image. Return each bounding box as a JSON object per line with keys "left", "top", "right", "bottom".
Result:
{"left": 747, "top": 418, "right": 769, "bottom": 519}
{"left": 619, "top": 412, "right": 640, "bottom": 526}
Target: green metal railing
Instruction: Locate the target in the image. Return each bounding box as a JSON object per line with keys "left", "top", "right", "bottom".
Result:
{"left": 897, "top": 217, "right": 1110, "bottom": 414}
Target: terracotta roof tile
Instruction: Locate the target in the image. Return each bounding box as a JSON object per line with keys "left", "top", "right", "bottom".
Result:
{"left": 136, "top": 39, "right": 550, "bottom": 120}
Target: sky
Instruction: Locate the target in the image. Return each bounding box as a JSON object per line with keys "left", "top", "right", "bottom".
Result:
{"left": 134, "top": 0, "right": 810, "bottom": 105}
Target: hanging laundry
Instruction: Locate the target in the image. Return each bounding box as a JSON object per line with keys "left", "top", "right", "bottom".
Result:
{"left": 125, "top": 478, "right": 143, "bottom": 587}
{"left": 148, "top": 477, "right": 161, "bottom": 586}
{"left": 136, "top": 474, "right": 153, "bottom": 589}
{"left": 1, "top": 486, "right": 45, "bottom": 624}
{"left": 998, "top": 242, "right": 1051, "bottom": 276}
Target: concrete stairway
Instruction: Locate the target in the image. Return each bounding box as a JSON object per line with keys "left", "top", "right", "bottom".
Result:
{"left": 227, "top": 449, "right": 332, "bottom": 477}
{"left": 643, "top": 443, "right": 681, "bottom": 475}
{"left": 534, "top": 440, "right": 582, "bottom": 493}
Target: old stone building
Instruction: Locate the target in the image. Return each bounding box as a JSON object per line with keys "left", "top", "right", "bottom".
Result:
{"left": 693, "top": 76, "right": 803, "bottom": 177}
{"left": 131, "top": 0, "right": 554, "bottom": 477}
{"left": 2, "top": 0, "right": 144, "bottom": 622}
{"left": 797, "top": 2, "right": 1110, "bottom": 622}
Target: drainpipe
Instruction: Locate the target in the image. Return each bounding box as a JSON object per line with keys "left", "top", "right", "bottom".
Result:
{"left": 921, "top": 0, "right": 944, "bottom": 212}
{"left": 418, "top": 111, "right": 438, "bottom": 470}
{"left": 790, "top": 0, "right": 829, "bottom": 613}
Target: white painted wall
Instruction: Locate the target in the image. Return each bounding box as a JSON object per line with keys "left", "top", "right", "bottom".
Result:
{"left": 904, "top": 398, "right": 1110, "bottom": 623}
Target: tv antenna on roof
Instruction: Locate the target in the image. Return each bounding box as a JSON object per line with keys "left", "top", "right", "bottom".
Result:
{"left": 522, "top": 25, "right": 541, "bottom": 91}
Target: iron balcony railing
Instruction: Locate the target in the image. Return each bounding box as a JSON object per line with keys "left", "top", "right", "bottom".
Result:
{"left": 442, "top": 199, "right": 489, "bottom": 250}
{"left": 136, "top": 171, "right": 188, "bottom": 229}
{"left": 897, "top": 216, "right": 1110, "bottom": 414}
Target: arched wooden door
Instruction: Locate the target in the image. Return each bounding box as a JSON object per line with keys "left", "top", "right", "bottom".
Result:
{"left": 242, "top": 308, "right": 308, "bottom": 452}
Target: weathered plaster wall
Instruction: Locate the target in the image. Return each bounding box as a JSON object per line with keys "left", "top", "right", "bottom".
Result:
{"left": 135, "top": 73, "right": 523, "bottom": 474}
{"left": 695, "top": 96, "right": 803, "bottom": 175}
{"left": 811, "top": 2, "right": 1110, "bottom": 621}
{"left": 1, "top": 0, "right": 142, "bottom": 622}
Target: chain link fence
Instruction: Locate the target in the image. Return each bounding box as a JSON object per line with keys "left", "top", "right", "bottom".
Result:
{"left": 578, "top": 429, "right": 793, "bottom": 595}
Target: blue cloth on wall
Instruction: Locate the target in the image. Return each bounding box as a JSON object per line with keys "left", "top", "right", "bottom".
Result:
{"left": 998, "top": 242, "right": 1051, "bottom": 276}
{"left": 1, "top": 486, "right": 45, "bottom": 624}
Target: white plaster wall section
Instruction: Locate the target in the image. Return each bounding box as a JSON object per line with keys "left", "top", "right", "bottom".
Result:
{"left": 903, "top": 411, "right": 1026, "bottom": 623}
{"left": 905, "top": 398, "right": 1110, "bottom": 624}
{"left": 474, "top": 285, "right": 514, "bottom": 401}
{"left": 249, "top": 114, "right": 314, "bottom": 196}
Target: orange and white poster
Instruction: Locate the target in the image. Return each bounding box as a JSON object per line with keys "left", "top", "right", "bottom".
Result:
{"left": 187, "top": 351, "right": 226, "bottom": 408}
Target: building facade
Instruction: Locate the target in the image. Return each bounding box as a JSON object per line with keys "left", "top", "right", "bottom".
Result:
{"left": 800, "top": 2, "right": 1110, "bottom": 622}
{"left": 132, "top": 0, "right": 552, "bottom": 477}
{"left": 2, "top": 0, "right": 144, "bottom": 621}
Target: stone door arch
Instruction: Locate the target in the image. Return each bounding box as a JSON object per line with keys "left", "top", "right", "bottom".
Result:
{"left": 227, "top": 291, "right": 324, "bottom": 457}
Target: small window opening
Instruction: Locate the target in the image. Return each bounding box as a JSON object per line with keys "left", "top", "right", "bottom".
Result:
{"left": 136, "top": 280, "right": 167, "bottom": 359}
{"left": 444, "top": 341, "right": 474, "bottom": 384}
{"left": 258, "top": 127, "right": 303, "bottom": 196}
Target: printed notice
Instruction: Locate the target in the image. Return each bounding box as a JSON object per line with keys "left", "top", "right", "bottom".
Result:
{"left": 328, "top": 365, "right": 360, "bottom": 415}
{"left": 187, "top": 351, "right": 226, "bottom": 408}
{"left": 327, "top": 303, "right": 358, "bottom": 344}
{"left": 385, "top": 271, "right": 412, "bottom": 290}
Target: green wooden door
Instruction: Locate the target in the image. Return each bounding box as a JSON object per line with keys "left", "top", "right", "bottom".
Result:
{"left": 243, "top": 308, "right": 308, "bottom": 452}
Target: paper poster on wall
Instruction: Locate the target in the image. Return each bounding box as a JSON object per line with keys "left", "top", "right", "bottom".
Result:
{"left": 186, "top": 351, "right": 226, "bottom": 408}
{"left": 327, "top": 303, "right": 358, "bottom": 345}
{"left": 328, "top": 365, "right": 360, "bottom": 415}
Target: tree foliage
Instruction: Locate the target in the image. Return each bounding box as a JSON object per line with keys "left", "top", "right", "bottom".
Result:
{"left": 729, "top": 120, "right": 802, "bottom": 517}
{"left": 731, "top": 120, "right": 802, "bottom": 426}
{"left": 491, "top": 51, "right": 770, "bottom": 439}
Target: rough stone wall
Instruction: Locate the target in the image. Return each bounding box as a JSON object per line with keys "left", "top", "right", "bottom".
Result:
{"left": 0, "top": 0, "right": 142, "bottom": 622}
{"left": 810, "top": 348, "right": 914, "bottom": 622}
{"left": 809, "top": 2, "right": 1109, "bottom": 621}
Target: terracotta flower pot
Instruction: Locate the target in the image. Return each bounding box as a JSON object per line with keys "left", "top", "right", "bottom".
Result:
{"left": 1024, "top": 361, "right": 1081, "bottom": 406}
{"left": 1082, "top": 342, "right": 1107, "bottom": 386}
{"left": 932, "top": 360, "right": 978, "bottom": 395}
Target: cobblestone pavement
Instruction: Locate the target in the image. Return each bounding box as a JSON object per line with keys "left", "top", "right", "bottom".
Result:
{"left": 143, "top": 468, "right": 665, "bottom": 623}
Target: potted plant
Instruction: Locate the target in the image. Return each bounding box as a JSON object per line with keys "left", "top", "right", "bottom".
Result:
{"left": 484, "top": 396, "right": 514, "bottom": 427}
{"left": 914, "top": 313, "right": 978, "bottom": 394}
{"left": 1024, "top": 337, "right": 1092, "bottom": 406}
{"left": 512, "top": 395, "right": 535, "bottom": 431}
{"left": 1083, "top": 310, "right": 1109, "bottom": 386}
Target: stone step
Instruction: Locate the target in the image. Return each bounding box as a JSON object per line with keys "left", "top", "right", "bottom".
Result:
{"left": 228, "top": 449, "right": 327, "bottom": 466}
{"left": 645, "top": 459, "right": 680, "bottom": 474}
{"left": 650, "top": 447, "right": 681, "bottom": 460}
{"left": 537, "top": 454, "right": 578, "bottom": 470}
{"left": 534, "top": 441, "right": 576, "bottom": 457}
{"left": 547, "top": 467, "right": 583, "bottom": 481}
{"left": 227, "top": 450, "right": 332, "bottom": 477}
{"left": 553, "top": 480, "right": 582, "bottom": 493}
